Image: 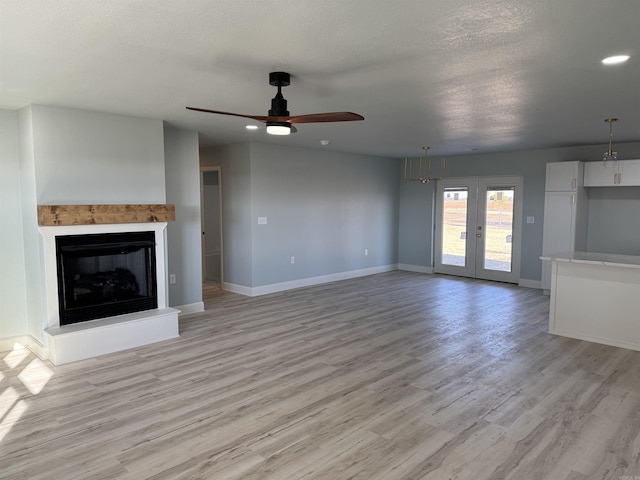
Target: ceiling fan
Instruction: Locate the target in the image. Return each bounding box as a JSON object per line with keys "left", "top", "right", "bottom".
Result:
{"left": 186, "top": 71, "right": 364, "bottom": 135}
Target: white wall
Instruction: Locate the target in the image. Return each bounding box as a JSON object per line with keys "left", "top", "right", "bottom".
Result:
{"left": 163, "top": 125, "right": 203, "bottom": 308}
{"left": 0, "top": 110, "right": 28, "bottom": 339}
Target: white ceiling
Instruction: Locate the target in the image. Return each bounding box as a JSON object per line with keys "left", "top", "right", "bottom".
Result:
{"left": 2, "top": 0, "right": 639, "bottom": 158}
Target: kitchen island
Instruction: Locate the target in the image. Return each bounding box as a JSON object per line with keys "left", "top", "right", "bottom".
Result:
{"left": 541, "top": 251, "right": 640, "bottom": 351}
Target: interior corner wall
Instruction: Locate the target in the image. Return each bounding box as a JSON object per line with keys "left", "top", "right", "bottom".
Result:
{"left": 0, "top": 109, "right": 28, "bottom": 339}
{"left": 248, "top": 142, "right": 399, "bottom": 287}
{"left": 163, "top": 125, "right": 202, "bottom": 308}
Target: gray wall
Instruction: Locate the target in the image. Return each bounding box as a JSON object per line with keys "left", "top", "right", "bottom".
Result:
{"left": 249, "top": 143, "right": 399, "bottom": 287}
{"left": 18, "top": 106, "right": 46, "bottom": 343}
{"left": 30, "top": 105, "right": 166, "bottom": 204}
{"left": 397, "top": 142, "right": 640, "bottom": 282}
{"left": 0, "top": 110, "right": 28, "bottom": 338}
{"left": 164, "top": 125, "right": 203, "bottom": 308}
{"left": 202, "top": 143, "right": 253, "bottom": 287}
{"left": 397, "top": 180, "right": 435, "bottom": 269}
{"left": 201, "top": 142, "right": 399, "bottom": 289}
{"left": 586, "top": 187, "right": 640, "bottom": 255}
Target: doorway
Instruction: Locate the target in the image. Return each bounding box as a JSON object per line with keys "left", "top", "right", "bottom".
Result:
{"left": 200, "top": 167, "right": 223, "bottom": 296}
{"left": 434, "top": 176, "right": 523, "bottom": 283}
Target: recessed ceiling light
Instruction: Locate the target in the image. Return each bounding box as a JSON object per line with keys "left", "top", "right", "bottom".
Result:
{"left": 320, "top": 140, "right": 330, "bottom": 146}
{"left": 602, "top": 55, "right": 630, "bottom": 65}
{"left": 246, "top": 125, "right": 259, "bottom": 130}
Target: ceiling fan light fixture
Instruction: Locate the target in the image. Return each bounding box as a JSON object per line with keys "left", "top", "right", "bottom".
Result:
{"left": 266, "top": 122, "right": 291, "bottom": 135}
{"left": 602, "top": 55, "right": 630, "bottom": 65}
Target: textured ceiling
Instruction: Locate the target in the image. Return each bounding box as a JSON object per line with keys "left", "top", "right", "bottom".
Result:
{"left": 1, "top": 0, "right": 639, "bottom": 158}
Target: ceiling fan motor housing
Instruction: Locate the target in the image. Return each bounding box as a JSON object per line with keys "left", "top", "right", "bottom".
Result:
{"left": 268, "top": 71, "right": 291, "bottom": 117}
{"left": 269, "top": 96, "right": 289, "bottom": 117}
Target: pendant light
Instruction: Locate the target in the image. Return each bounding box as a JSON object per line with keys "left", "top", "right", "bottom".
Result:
{"left": 603, "top": 118, "right": 618, "bottom": 165}
{"left": 403, "top": 146, "right": 446, "bottom": 183}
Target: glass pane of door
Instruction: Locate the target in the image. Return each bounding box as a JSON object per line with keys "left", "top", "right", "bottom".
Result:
{"left": 441, "top": 187, "right": 469, "bottom": 267}
{"left": 482, "top": 187, "right": 514, "bottom": 272}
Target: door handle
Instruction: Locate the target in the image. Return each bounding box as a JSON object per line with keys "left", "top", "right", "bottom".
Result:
{"left": 476, "top": 233, "right": 482, "bottom": 239}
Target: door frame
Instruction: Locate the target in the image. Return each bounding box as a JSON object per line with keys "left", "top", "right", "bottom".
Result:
{"left": 200, "top": 166, "right": 223, "bottom": 284}
{"left": 434, "top": 175, "right": 523, "bottom": 283}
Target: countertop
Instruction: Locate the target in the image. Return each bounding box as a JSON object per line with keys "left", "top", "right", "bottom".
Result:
{"left": 540, "top": 251, "right": 640, "bottom": 268}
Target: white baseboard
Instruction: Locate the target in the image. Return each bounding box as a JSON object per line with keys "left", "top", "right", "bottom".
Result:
{"left": 518, "top": 278, "right": 542, "bottom": 289}
{"left": 0, "top": 335, "right": 48, "bottom": 360}
{"left": 222, "top": 282, "right": 254, "bottom": 296}
{"left": 0, "top": 335, "right": 28, "bottom": 353}
{"left": 550, "top": 327, "right": 640, "bottom": 353}
{"left": 397, "top": 264, "right": 434, "bottom": 274}
{"left": 24, "top": 335, "right": 47, "bottom": 360}
{"left": 224, "top": 264, "right": 396, "bottom": 297}
{"left": 175, "top": 302, "right": 205, "bottom": 316}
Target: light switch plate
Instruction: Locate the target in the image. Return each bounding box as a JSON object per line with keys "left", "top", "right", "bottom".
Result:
{"left": 527, "top": 216, "right": 534, "bottom": 224}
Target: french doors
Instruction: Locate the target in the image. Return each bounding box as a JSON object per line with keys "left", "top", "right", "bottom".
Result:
{"left": 434, "top": 176, "right": 523, "bottom": 283}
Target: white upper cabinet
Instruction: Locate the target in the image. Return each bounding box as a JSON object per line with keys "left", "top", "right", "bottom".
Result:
{"left": 545, "top": 161, "right": 581, "bottom": 191}
{"left": 618, "top": 160, "right": 640, "bottom": 186}
{"left": 583, "top": 161, "right": 617, "bottom": 186}
{"left": 584, "top": 159, "right": 640, "bottom": 187}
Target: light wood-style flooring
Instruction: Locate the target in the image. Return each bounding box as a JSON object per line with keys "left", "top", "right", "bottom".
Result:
{"left": 2, "top": 271, "right": 640, "bottom": 479}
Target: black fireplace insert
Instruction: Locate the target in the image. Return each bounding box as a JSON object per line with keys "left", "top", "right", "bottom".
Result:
{"left": 56, "top": 231, "right": 158, "bottom": 325}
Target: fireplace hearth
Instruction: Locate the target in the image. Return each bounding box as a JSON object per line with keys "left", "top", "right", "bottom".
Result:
{"left": 56, "top": 231, "right": 158, "bottom": 325}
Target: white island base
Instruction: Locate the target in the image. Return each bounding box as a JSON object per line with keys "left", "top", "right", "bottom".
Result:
{"left": 543, "top": 252, "right": 640, "bottom": 351}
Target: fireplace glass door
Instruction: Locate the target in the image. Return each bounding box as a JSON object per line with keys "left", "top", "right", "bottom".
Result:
{"left": 56, "top": 231, "right": 158, "bottom": 325}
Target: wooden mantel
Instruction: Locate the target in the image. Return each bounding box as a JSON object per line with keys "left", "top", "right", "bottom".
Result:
{"left": 37, "top": 204, "right": 175, "bottom": 226}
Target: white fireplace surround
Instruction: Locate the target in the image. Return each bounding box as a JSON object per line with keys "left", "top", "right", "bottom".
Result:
{"left": 39, "top": 222, "right": 180, "bottom": 364}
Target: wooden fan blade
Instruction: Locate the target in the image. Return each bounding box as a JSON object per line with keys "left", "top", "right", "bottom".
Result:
{"left": 186, "top": 107, "right": 268, "bottom": 122}
{"left": 288, "top": 112, "right": 364, "bottom": 124}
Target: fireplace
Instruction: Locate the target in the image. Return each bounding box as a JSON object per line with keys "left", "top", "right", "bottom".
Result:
{"left": 38, "top": 217, "right": 179, "bottom": 365}
{"left": 56, "top": 231, "right": 158, "bottom": 325}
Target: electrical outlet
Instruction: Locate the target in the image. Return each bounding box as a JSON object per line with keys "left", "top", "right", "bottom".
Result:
{"left": 527, "top": 216, "right": 535, "bottom": 224}
{"left": 169, "top": 274, "right": 176, "bottom": 284}
{"left": 364, "top": 249, "right": 369, "bottom": 256}
{"left": 290, "top": 256, "right": 295, "bottom": 264}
